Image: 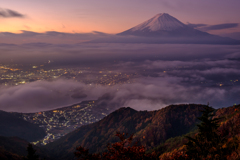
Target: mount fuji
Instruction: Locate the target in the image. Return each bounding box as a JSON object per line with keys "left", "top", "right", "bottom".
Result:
{"left": 91, "top": 13, "right": 240, "bottom": 44}
{"left": 125, "top": 13, "right": 186, "bottom": 32}
{"left": 118, "top": 13, "right": 208, "bottom": 37}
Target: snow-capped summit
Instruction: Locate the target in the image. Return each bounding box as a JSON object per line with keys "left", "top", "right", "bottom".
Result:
{"left": 118, "top": 13, "right": 203, "bottom": 37}
{"left": 130, "top": 13, "right": 186, "bottom": 32}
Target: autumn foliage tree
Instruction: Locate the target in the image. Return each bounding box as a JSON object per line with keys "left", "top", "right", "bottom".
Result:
{"left": 159, "top": 145, "right": 188, "bottom": 160}
{"left": 75, "top": 132, "right": 156, "bottom": 160}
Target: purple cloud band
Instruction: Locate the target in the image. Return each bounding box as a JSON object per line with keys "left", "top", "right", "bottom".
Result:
{"left": 0, "top": 8, "right": 25, "bottom": 18}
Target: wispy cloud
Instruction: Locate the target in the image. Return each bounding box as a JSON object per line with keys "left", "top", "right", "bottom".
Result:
{"left": 189, "top": 23, "right": 239, "bottom": 31}
{"left": 201, "top": 23, "right": 239, "bottom": 31}
{"left": 0, "top": 8, "right": 25, "bottom": 18}
{"left": 187, "top": 23, "right": 207, "bottom": 28}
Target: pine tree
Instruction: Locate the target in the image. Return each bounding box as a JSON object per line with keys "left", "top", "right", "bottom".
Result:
{"left": 24, "top": 143, "right": 39, "bottom": 160}
{"left": 185, "top": 106, "right": 227, "bottom": 160}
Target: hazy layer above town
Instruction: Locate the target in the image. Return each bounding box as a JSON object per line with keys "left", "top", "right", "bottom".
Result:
{"left": 0, "top": 43, "right": 239, "bottom": 113}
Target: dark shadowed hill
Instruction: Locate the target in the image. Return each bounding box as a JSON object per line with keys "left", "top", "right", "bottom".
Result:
{"left": 0, "top": 136, "right": 29, "bottom": 159}
{"left": 45, "top": 104, "right": 205, "bottom": 160}
{"left": 0, "top": 110, "right": 46, "bottom": 142}
{"left": 0, "top": 136, "right": 51, "bottom": 160}
{"left": 0, "top": 147, "right": 22, "bottom": 160}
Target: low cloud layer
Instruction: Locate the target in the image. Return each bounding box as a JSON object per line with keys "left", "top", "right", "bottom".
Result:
{"left": 1, "top": 43, "right": 239, "bottom": 65}
{"left": 0, "top": 8, "right": 25, "bottom": 18}
{"left": 0, "top": 44, "right": 239, "bottom": 113}
{"left": 0, "top": 77, "right": 239, "bottom": 113}
{"left": 0, "top": 80, "right": 103, "bottom": 112}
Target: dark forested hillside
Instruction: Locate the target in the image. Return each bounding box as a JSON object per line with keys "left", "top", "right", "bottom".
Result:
{"left": 0, "top": 136, "right": 29, "bottom": 157}
{"left": 158, "top": 104, "right": 240, "bottom": 160}
{"left": 45, "top": 104, "right": 205, "bottom": 159}
{"left": 1, "top": 104, "right": 239, "bottom": 160}
{"left": 0, "top": 136, "right": 50, "bottom": 160}
{"left": 0, "top": 147, "right": 22, "bottom": 160}
{"left": 0, "top": 110, "right": 46, "bottom": 142}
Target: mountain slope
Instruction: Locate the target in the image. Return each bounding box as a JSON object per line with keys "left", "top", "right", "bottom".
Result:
{"left": 0, "top": 110, "right": 46, "bottom": 142}
{"left": 45, "top": 104, "right": 205, "bottom": 159}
